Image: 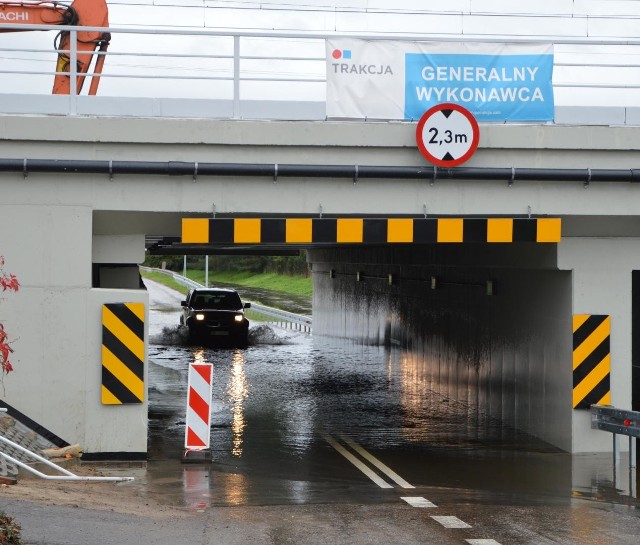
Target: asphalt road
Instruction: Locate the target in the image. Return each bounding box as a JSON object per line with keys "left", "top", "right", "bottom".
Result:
{"left": 4, "top": 493, "right": 640, "bottom": 545}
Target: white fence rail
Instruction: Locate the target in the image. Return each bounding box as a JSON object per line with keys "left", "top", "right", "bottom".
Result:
{"left": 140, "top": 266, "right": 312, "bottom": 333}
{"left": 2, "top": 22, "right": 640, "bottom": 120}
{"left": 0, "top": 409, "right": 133, "bottom": 482}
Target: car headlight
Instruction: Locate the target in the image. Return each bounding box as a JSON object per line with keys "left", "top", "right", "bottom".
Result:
{"left": 234, "top": 315, "right": 243, "bottom": 322}
{"left": 195, "top": 313, "right": 205, "bottom": 321}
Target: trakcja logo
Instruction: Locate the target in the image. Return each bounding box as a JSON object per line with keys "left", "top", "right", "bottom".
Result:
{"left": 330, "top": 49, "right": 393, "bottom": 76}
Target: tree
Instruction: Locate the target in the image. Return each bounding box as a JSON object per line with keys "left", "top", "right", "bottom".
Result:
{"left": 0, "top": 257, "right": 19, "bottom": 375}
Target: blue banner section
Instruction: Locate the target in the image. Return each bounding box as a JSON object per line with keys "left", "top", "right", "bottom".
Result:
{"left": 405, "top": 53, "right": 554, "bottom": 122}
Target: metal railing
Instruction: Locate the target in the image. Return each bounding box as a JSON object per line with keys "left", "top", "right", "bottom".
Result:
{"left": 2, "top": 22, "right": 640, "bottom": 119}
{"left": 140, "top": 266, "right": 312, "bottom": 333}
{"left": 592, "top": 404, "right": 638, "bottom": 470}
{"left": 0, "top": 409, "right": 133, "bottom": 482}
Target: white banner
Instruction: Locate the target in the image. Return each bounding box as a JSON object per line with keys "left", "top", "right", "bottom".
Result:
{"left": 326, "top": 39, "right": 554, "bottom": 122}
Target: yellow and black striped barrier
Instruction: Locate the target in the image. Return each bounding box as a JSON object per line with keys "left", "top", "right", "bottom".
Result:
{"left": 101, "top": 303, "right": 145, "bottom": 405}
{"left": 182, "top": 217, "right": 561, "bottom": 245}
{"left": 573, "top": 314, "right": 611, "bottom": 410}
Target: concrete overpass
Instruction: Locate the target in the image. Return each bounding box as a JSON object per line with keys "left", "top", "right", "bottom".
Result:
{"left": 1, "top": 112, "right": 639, "bottom": 457}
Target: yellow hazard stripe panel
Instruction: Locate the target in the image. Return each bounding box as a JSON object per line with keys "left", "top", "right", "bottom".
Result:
{"left": 234, "top": 218, "right": 261, "bottom": 243}
{"left": 387, "top": 219, "right": 413, "bottom": 243}
{"left": 182, "top": 218, "right": 209, "bottom": 243}
{"left": 286, "top": 218, "right": 312, "bottom": 243}
{"left": 573, "top": 314, "right": 610, "bottom": 410}
{"left": 102, "top": 345, "right": 145, "bottom": 402}
{"left": 181, "top": 217, "right": 561, "bottom": 245}
{"left": 337, "top": 219, "right": 363, "bottom": 243}
{"left": 101, "top": 386, "right": 121, "bottom": 405}
{"left": 101, "top": 303, "right": 145, "bottom": 405}
{"left": 573, "top": 317, "right": 610, "bottom": 371}
{"left": 437, "top": 218, "right": 464, "bottom": 243}
{"left": 573, "top": 355, "right": 610, "bottom": 409}
{"left": 487, "top": 218, "right": 513, "bottom": 243}
{"left": 537, "top": 218, "right": 562, "bottom": 243}
{"left": 103, "top": 306, "right": 144, "bottom": 362}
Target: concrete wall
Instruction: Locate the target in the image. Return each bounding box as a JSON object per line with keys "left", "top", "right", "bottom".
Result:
{"left": 92, "top": 235, "right": 145, "bottom": 264}
{"left": 559, "top": 238, "right": 640, "bottom": 453}
{"left": 0, "top": 204, "right": 148, "bottom": 455}
{"left": 2, "top": 116, "right": 640, "bottom": 222}
{"left": 309, "top": 246, "right": 573, "bottom": 451}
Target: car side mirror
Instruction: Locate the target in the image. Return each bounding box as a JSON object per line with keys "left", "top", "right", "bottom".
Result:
{"left": 243, "top": 302, "right": 251, "bottom": 309}
{"left": 180, "top": 300, "right": 187, "bottom": 307}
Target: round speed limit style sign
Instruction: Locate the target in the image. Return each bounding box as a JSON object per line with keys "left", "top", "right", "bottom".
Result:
{"left": 416, "top": 103, "right": 480, "bottom": 167}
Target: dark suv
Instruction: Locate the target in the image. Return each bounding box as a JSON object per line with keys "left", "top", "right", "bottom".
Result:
{"left": 180, "top": 288, "right": 251, "bottom": 346}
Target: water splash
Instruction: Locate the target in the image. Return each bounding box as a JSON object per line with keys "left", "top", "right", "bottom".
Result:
{"left": 150, "top": 325, "right": 191, "bottom": 346}
{"left": 248, "top": 324, "right": 293, "bottom": 345}
{"left": 151, "top": 323, "right": 294, "bottom": 347}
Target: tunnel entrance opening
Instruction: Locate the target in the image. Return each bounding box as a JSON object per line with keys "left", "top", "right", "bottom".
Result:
{"left": 308, "top": 244, "right": 573, "bottom": 452}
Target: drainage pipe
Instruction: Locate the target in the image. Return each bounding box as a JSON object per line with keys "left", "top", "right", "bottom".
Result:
{"left": 1, "top": 158, "right": 640, "bottom": 183}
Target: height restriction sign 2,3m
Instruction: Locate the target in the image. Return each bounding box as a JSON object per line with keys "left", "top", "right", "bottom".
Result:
{"left": 416, "top": 103, "right": 480, "bottom": 168}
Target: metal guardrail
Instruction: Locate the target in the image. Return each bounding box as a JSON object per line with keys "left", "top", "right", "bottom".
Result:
{"left": 140, "top": 266, "right": 312, "bottom": 333}
{"left": 591, "top": 404, "right": 638, "bottom": 470}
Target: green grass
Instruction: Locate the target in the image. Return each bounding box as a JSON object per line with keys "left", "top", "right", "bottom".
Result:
{"left": 140, "top": 269, "right": 312, "bottom": 298}
{"left": 185, "top": 270, "right": 312, "bottom": 298}
{"left": 140, "top": 271, "right": 189, "bottom": 295}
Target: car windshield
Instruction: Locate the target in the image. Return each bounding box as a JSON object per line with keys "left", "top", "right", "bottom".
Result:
{"left": 191, "top": 292, "right": 242, "bottom": 311}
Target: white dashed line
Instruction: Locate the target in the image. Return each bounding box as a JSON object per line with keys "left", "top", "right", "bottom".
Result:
{"left": 400, "top": 496, "right": 437, "bottom": 508}
{"left": 339, "top": 434, "right": 415, "bottom": 489}
{"left": 430, "top": 516, "right": 472, "bottom": 529}
{"left": 322, "top": 434, "right": 393, "bottom": 489}
{"left": 466, "top": 540, "right": 503, "bottom": 545}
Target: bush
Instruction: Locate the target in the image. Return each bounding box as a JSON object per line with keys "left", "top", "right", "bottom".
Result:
{"left": 0, "top": 512, "right": 22, "bottom": 545}
{"left": 0, "top": 256, "right": 19, "bottom": 375}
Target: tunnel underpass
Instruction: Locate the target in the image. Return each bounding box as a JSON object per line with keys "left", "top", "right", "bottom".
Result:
{"left": 147, "top": 216, "right": 572, "bottom": 453}
{"left": 308, "top": 244, "right": 572, "bottom": 452}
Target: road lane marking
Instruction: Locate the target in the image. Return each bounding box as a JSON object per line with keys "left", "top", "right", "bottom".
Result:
{"left": 466, "top": 540, "right": 502, "bottom": 545}
{"left": 401, "top": 496, "right": 436, "bottom": 508}
{"left": 339, "top": 434, "right": 415, "bottom": 489}
{"left": 322, "top": 434, "right": 393, "bottom": 489}
{"left": 431, "top": 516, "right": 472, "bottom": 529}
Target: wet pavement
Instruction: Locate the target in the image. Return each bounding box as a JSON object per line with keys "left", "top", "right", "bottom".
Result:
{"left": 143, "top": 279, "right": 640, "bottom": 513}
{"left": 3, "top": 279, "right": 640, "bottom": 545}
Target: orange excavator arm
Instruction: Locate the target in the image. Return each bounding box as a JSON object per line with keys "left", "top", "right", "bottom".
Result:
{"left": 0, "top": 0, "right": 110, "bottom": 95}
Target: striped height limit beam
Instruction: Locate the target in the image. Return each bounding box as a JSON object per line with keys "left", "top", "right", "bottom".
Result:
{"left": 182, "top": 217, "right": 562, "bottom": 245}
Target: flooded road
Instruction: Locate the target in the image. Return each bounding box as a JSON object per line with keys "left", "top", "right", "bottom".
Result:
{"left": 144, "top": 279, "right": 640, "bottom": 514}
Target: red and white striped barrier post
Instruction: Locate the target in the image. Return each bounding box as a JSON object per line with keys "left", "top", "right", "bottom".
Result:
{"left": 184, "top": 362, "right": 213, "bottom": 460}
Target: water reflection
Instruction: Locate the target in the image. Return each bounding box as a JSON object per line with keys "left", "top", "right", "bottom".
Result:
{"left": 228, "top": 349, "right": 248, "bottom": 457}
{"left": 219, "top": 472, "right": 250, "bottom": 506}
{"left": 182, "top": 467, "right": 210, "bottom": 512}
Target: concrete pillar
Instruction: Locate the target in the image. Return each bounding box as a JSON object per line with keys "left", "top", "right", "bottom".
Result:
{"left": 0, "top": 205, "right": 148, "bottom": 456}
{"left": 558, "top": 238, "right": 640, "bottom": 453}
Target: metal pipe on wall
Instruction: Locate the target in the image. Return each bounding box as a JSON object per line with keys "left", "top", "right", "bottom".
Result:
{"left": 1, "top": 158, "right": 640, "bottom": 184}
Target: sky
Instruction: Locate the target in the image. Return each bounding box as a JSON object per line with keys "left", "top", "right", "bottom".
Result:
{"left": 0, "top": 0, "right": 639, "bottom": 105}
